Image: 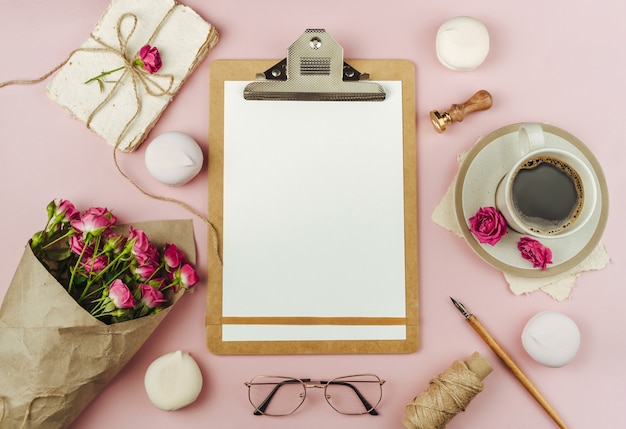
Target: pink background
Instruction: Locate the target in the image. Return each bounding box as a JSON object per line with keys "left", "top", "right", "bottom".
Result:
{"left": 1, "top": 1, "right": 625, "bottom": 427}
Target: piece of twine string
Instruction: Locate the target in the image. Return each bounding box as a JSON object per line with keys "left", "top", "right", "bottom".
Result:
{"left": 0, "top": 9, "right": 222, "bottom": 265}
{"left": 404, "top": 362, "right": 484, "bottom": 429}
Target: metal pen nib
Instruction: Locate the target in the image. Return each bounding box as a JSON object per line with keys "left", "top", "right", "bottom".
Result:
{"left": 450, "top": 297, "right": 471, "bottom": 319}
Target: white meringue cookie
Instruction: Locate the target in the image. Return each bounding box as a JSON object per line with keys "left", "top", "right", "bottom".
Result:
{"left": 145, "top": 131, "right": 204, "bottom": 186}
{"left": 522, "top": 311, "right": 581, "bottom": 368}
{"left": 436, "top": 16, "right": 490, "bottom": 71}
{"left": 144, "top": 350, "right": 203, "bottom": 410}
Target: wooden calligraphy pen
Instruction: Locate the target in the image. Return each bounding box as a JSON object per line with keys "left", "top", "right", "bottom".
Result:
{"left": 450, "top": 297, "right": 568, "bottom": 429}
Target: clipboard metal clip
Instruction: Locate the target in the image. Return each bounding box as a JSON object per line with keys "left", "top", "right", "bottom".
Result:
{"left": 244, "top": 29, "right": 386, "bottom": 102}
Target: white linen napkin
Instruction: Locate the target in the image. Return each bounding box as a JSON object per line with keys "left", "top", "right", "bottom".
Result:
{"left": 432, "top": 157, "right": 610, "bottom": 301}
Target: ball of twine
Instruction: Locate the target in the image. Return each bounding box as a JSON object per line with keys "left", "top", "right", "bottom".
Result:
{"left": 403, "top": 352, "right": 492, "bottom": 429}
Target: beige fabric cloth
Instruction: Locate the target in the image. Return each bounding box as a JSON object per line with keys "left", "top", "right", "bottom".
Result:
{"left": 432, "top": 174, "right": 610, "bottom": 301}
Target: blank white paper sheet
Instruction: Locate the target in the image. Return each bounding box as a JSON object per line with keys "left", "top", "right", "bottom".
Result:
{"left": 221, "top": 80, "right": 406, "bottom": 342}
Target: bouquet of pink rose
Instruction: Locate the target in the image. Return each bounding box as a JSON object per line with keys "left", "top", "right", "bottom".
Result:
{"left": 29, "top": 199, "right": 197, "bottom": 324}
{"left": 0, "top": 199, "right": 198, "bottom": 429}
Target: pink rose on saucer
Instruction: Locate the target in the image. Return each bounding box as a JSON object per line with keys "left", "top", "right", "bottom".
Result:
{"left": 468, "top": 207, "right": 507, "bottom": 245}
{"left": 518, "top": 237, "right": 553, "bottom": 270}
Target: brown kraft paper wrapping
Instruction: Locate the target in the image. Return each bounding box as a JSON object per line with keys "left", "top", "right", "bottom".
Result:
{"left": 0, "top": 219, "right": 196, "bottom": 429}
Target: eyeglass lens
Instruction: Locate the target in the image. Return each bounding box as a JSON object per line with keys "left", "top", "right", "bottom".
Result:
{"left": 246, "top": 374, "right": 383, "bottom": 416}
{"left": 324, "top": 374, "right": 383, "bottom": 415}
{"left": 247, "top": 376, "right": 306, "bottom": 416}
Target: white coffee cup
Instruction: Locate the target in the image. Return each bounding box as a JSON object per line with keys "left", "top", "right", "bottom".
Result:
{"left": 495, "top": 123, "right": 597, "bottom": 238}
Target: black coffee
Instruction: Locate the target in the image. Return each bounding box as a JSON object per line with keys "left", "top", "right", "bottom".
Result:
{"left": 511, "top": 156, "right": 584, "bottom": 234}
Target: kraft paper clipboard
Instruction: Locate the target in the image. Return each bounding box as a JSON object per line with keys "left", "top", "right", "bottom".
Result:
{"left": 206, "top": 30, "right": 418, "bottom": 355}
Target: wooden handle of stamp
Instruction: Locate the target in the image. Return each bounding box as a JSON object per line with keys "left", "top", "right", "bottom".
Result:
{"left": 430, "top": 90, "right": 493, "bottom": 132}
{"left": 448, "top": 90, "right": 493, "bottom": 122}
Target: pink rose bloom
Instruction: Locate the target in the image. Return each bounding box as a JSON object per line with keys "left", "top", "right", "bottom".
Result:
{"left": 81, "top": 254, "right": 108, "bottom": 273}
{"left": 84, "top": 207, "right": 117, "bottom": 226}
{"left": 109, "top": 279, "right": 135, "bottom": 309}
{"left": 128, "top": 226, "right": 158, "bottom": 265}
{"left": 164, "top": 243, "right": 185, "bottom": 269}
{"left": 56, "top": 199, "right": 79, "bottom": 222}
{"left": 140, "top": 284, "right": 167, "bottom": 308}
{"left": 69, "top": 235, "right": 93, "bottom": 257}
{"left": 180, "top": 263, "right": 199, "bottom": 289}
{"left": 133, "top": 260, "right": 159, "bottom": 280}
{"left": 128, "top": 226, "right": 150, "bottom": 253}
{"left": 103, "top": 233, "right": 126, "bottom": 254}
{"left": 135, "top": 243, "right": 158, "bottom": 266}
{"left": 518, "top": 237, "right": 553, "bottom": 270}
{"left": 138, "top": 45, "right": 162, "bottom": 74}
{"left": 71, "top": 208, "right": 116, "bottom": 237}
{"left": 468, "top": 207, "right": 507, "bottom": 245}
{"left": 71, "top": 213, "right": 110, "bottom": 236}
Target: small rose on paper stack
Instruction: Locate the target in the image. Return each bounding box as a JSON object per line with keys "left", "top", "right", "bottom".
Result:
{"left": 0, "top": 200, "right": 198, "bottom": 428}
{"left": 30, "top": 199, "right": 197, "bottom": 324}
{"left": 84, "top": 44, "right": 162, "bottom": 91}
{"left": 469, "top": 206, "right": 553, "bottom": 270}
{"left": 136, "top": 45, "right": 162, "bottom": 73}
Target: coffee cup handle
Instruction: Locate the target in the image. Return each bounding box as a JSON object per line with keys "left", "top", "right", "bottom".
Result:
{"left": 518, "top": 123, "right": 545, "bottom": 155}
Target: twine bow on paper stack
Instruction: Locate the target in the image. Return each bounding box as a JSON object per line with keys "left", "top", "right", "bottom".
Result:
{"left": 83, "top": 11, "right": 176, "bottom": 151}
{"left": 0, "top": 0, "right": 219, "bottom": 151}
{"left": 1, "top": 4, "right": 185, "bottom": 152}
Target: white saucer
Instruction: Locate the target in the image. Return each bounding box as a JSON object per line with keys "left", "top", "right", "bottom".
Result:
{"left": 454, "top": 123, "right": 608, "bottom": 278}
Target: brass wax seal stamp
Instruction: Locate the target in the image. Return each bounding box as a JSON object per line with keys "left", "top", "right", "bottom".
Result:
{"left": 430, "top": 90, "right": 493, "bottom": 133}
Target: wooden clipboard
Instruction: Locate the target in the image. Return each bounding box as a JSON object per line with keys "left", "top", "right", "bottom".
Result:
{"left": 206, "top": 31, "right": 418, "bottom": 355}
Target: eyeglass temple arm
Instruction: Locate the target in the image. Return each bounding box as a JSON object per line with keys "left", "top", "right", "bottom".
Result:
{"left": 324, "top": 380, "right": 379, "bottom": 416}
{"left": 252, "top": 378, "right": 310, "bottom": 415}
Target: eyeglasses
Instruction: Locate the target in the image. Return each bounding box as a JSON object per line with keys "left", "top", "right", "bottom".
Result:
{"left": 244, "top": 374, "right": 385, "bottom": 416}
